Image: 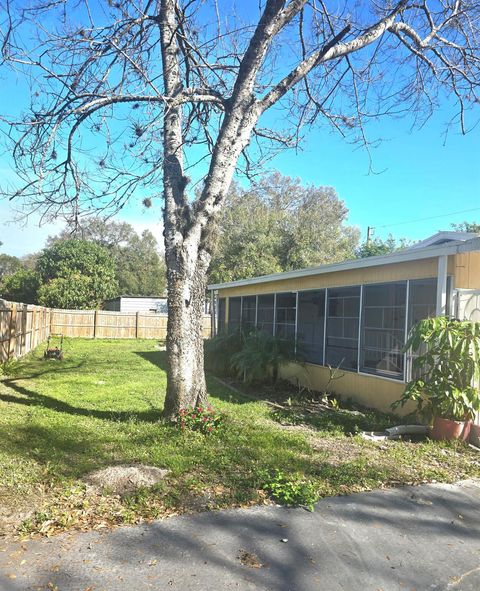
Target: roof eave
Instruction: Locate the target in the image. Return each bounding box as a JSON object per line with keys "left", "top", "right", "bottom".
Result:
{"left": 208, "top": 237, "right": 480, "bottom": 291}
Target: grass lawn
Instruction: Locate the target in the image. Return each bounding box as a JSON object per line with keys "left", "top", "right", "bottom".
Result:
{"left": 0, "top": 338, "right": 479, "bottom": 538}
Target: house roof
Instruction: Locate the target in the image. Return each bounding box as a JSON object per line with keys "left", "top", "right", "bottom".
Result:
{"left": 403, "top": 231, "right": 477, "bottom": 250}
{"left": 208, "top": 233, "right": 480, "bottom": 291}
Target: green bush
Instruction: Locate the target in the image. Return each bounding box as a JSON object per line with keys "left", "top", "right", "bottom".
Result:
{"left": 231, "top": 330, "right": 298, "bottom": 384}
{"left": 204, "top": 330, "right": 243, "bottom": 376}
{"left": 260, "top": 469, "right": 319, "bottom": 511}
{"left": 178, "top": 405, "right": 223, "bottom": 434}
{"left": 392, "top": 316, "right": 480, "bottom": 421}
{"left": 0, "top": 358, "right": 22, "bottom": 378}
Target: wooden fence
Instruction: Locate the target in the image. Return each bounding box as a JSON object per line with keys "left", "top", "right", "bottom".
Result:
{"left": 0, "top": 301, "right": 51, "bottom": 362}
{"left": 0, "top": 299, "right": 211, "bottom": 362}
{"left": 50, "top": 309, "right": 212, "bottom": 340}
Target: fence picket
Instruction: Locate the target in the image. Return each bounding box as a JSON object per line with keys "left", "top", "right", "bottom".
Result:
{"left": 0, "top": 298, "right": 211, "bottom": 362}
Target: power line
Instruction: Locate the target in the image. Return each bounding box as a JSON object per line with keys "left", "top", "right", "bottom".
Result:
{"left": 372, "top": 205, "right": 480, "bottom": 231}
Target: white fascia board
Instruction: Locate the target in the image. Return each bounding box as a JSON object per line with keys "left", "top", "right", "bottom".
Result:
{"left": 208, "top": 237, "right": 480, "bottom": 291}
{"left": 405, "top": 231, "right": 477, "bottom": 250}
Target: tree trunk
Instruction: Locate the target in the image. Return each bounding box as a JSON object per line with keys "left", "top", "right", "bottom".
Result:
{"left": 163, "top": 236, "right": 209, "bottom": 419}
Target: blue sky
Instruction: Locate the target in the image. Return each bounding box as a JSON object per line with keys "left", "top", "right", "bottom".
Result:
{"left": 3, "top": 105, "right": 477, "bottom": 256}
{"left": 0, "top": 2, "right": 479, "bottom": 257}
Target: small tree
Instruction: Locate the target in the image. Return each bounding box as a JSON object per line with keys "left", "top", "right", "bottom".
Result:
{"left": 49, "top": 219, "right": 167, "bottom": 296}
{"left": 36, "top": 240, "right": 118, "bottom": 309}
{"left": 451, "top": 221, "right": 480, "bottom": 234}
{"left": 356, "top": 235, "right": 410, "bottom": 258}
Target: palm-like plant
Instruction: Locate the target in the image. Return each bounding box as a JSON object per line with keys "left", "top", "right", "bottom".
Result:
{"left": 231, "top": 330, "right": 300, "bottom": 384}
{"left": 392, "top": 317, "right": 480, "bottom": 422}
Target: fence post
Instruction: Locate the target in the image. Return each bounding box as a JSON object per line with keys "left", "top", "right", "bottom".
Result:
{"left": 93, "top": 310, "right": 99, "bottom": 338}
{"left": 135, "top": 311, "right": 139, "bottom": 339}
{"left": 8, "top": 304, "right": 17, "bottom": 359}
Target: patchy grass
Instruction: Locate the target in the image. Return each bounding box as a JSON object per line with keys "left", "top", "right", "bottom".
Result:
{"left": 0, "top": 338, "right": 479, "bottom": 538}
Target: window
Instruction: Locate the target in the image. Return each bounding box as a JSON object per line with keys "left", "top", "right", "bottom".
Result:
{"left": 360, "top": 282, "right": 407, "bottom": 379}
{"left": 228, "top": 297, "right": 241, "bottom": 333}
{"left": 275, "top": 292, "right": 297, "bottom": 339}
{"left": 241, "top": 296, "right": 256, "bottom": 333}
{"left": 407, "top": 278, "right": 437, "bottom": 379}
{"left": 217, "top": 297, "right": 226, "bottom": 333}
{"left": 408, "top": 278, "right": 437, "bottom": 329}
{"left": 297, "top": 290, "right": 325, "bottom": 364}
{"left": 257, "top": 294, "right": 274, "bottom": 335}
{"left": 326, "top": 286, "right": 360, "bottom": 370}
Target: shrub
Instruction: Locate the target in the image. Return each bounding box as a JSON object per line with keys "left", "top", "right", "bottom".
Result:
{"left": 204, "top": 330, "right": 243, "bottom": 376}
{"left": 178, "top": 405, "right": 223, "bottom": 434}
{"left": 392, "top": 316, "right": 480, "bottom": 422}
{"left": 0, "top": 358, "right": 22, "bottom": 378}
{"left": 260, "top": 469, "right": 319, "bottom": 511}
{"left": 231, "top": 330, "right": 299, "bottom": 384}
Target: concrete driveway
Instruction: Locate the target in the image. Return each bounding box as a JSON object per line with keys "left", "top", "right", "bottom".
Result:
{"left": 1, "top": 480, "right": 479, "bottom": 591}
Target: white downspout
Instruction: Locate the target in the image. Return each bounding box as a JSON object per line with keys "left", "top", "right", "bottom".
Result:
{"left": 436, "top": 255, "right": 448, "bottom": 316}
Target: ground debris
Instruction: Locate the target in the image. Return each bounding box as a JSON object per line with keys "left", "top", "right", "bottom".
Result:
{"left": 238, "top": 549, "right": 263, "bottom": 568}
{"left": 84, "top": 464, "right": 169, "bottom": 496}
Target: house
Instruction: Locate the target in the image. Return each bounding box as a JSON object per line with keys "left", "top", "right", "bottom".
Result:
{"left": 103, "top": 295, "right": 168, "bottom": 314}
{"left": 207, "top": 231, "right": 480, "bottom": 414}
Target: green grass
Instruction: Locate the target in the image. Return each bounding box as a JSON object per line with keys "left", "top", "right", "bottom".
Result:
{"left": 0, "top": 338, "right": 479, "bottom": 537}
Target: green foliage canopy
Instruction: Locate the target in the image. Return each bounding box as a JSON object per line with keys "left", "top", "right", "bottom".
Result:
{"left": 0, "top": 268, "right": 41, "bottom": 304}
{"left": 0, "top": 253, "right": 22, "bottom": 279}
{"left": 49, "top": 219, "right": 166, "bottom": 296}
{"left": 36, "top": 239, "right": 118, "bottom": 309}
{"left": 356, "top": 235, "right": 410, "bottom": 258}
{"left": 209, "top": 173, "right": 360, "bottom": 284}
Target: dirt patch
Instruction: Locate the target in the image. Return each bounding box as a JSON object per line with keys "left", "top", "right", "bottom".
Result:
{"left": 0, "top": 490, "right": 50, "bottom": 539}
{"left": 308, "top": 436, "right": 369, "bottom": 465}
{"left": 238, "top": 549, "right": 264, "bottom": 568}
{"left": 84, "top": 464, "right": 169, "bottom": 496}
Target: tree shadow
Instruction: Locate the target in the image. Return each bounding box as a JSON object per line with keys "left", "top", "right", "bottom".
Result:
{"left": 135, "top": 350, "right": 258, "bottom": 406}
{"left": 0, "top": 377, "right": 163, "bottom": 423}
{"left": 5, "top": 483, "right": 480, "bottom": 591}
{"left": 135, "top": 350, "right": 168, "bottom": 372}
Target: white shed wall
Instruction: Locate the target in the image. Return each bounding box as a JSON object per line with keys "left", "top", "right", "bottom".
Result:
{"left": 119, "top": 297, "right": 168, "bottom": 313}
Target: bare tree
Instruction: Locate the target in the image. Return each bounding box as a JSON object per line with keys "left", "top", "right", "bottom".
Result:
{"left": 1, "top": 1, "right": 479, "bottom": 417}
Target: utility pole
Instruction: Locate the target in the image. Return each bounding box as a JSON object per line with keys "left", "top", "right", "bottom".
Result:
{"left": 367, "top": 226, "right": 375, "bottom": 244}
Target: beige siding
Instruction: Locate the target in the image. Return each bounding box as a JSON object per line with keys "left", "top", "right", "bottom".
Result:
{"left": 279, "top": 362, "right": 409, "bottom": 415}
{"left": 218, "top": 257, "right": 444, "bottom": 298}
{"left": 454, "top": 252, "right": 480, "bottom": 289}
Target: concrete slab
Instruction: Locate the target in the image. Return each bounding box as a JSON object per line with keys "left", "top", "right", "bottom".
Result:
{"left": 1, "top": 480, "right": 479, "bottom": 591}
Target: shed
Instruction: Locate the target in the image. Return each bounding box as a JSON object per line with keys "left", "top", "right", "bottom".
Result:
{"left": 208, "top": 231, "right": 480, "bottom": 414}
{"left": 103, "top": 295, "right": 168, "bottom": 314}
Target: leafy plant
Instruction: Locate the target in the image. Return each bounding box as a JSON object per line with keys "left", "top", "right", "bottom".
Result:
{"left": 36, "top": 239, "right": 118, "bottom": 309}
{"left": 231, "top": 330, "right": 300, "bottom": 384}
{"left": 204, "top": 330, "right": 243, "bottom": 376}
{"left": 0, "top": 358, "right": 22, "bottom": 378}
{"left": 392, "top": 317, "right": 480, "bottom": 422}
{"left": 178, "top": 405, "right": 223, "bottom": 434}
{"left": 260, "top": 470, "right": 319, "bottom": 511}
